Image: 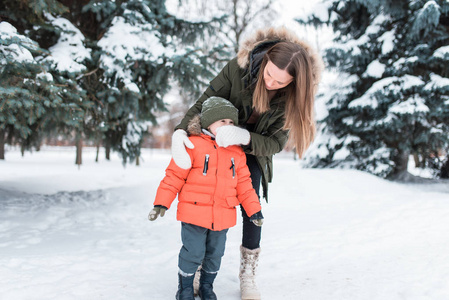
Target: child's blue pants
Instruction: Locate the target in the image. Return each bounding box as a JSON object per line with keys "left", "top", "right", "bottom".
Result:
{"left": 178, "top": 222, "right": 228, "bottom": 274}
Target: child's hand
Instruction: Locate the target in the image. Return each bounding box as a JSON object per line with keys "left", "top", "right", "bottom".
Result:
{"left": 148, "top": 205, "right": 167, "bottom": 221}
{"left": 249, "top": 211, "right": 264, "bottom": 227}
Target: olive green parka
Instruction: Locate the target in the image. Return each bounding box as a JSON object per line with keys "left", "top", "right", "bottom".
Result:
{"left": 176, "top": 27, "right": 323, "bottom": 201}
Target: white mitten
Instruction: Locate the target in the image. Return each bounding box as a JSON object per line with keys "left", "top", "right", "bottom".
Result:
{"left": 171, "top": 129, "right": 194, "bottom": 169}
{"left": 215, "top": 126, "right": 250, "bottom": 148}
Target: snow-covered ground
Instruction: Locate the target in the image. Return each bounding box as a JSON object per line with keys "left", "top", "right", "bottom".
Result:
{"left": 1, "top": 147, "right": 448, "bottom": 300}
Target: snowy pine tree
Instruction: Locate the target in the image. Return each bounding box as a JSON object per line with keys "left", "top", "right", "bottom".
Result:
{"left": 300, "top": 0, "right": 449, "bottom": 179}
{"left": 0, "top": 0, "right": 92, "bottom": 163}
{"left": 1, "top": 0, "right": 222, "bottom": 164}
{"left": 70, "top": 0, "right": 223, "bottom": 164}
{"left": 0, "top": 1, "right": 87, "bottom": 160}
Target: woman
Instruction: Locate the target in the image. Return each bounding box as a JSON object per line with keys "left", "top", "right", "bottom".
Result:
{"left": 171, "top": 27, "right": 323, "bottom": 300}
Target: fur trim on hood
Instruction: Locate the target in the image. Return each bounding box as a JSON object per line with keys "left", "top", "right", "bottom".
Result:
{"left": 237, "top": 27, "right": 324, "bottom": 86}
{"left": 187, "top": 115, "right": 202, "bottom": 136}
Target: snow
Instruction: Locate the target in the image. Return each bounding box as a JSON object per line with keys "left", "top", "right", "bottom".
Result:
{"left": 332, "top": 147, "right": 351, "bottom": 160}
{"left": 402, "top": 75, "right": 425, "bottom": 89}
{"left": 1, "top": 147, "right": 449, "bottom": 300}
{"left": 97, "top": 14, "right": 168, "bottom": 91}
{"left": 36, "top": 72, "right": 53, "bottom": 82}
{"left": 293, "top": 1, "right": 330, "bottom": 22}
{"left": 342, "top": 116, "right": 354, "bottom": 126}
{"left": 325, "top": 73, "right": 358, "bottom": 110}
{"left": 433, "top": 45, "right": 449, "bottom": 59}
{"left": 338, "top": 34, "right": 369, "bottom": 56}
{"left": 364, "top": 60, "right": 385, "bottom": 78}
{"left": 365, "top": 147, "right": 392, "bottom": 175}
{"left": 393, "top": 56, "right": 418, "bottom": 70}
{"left": 0, "top": 22, "right": 37, "bottom": 63}
{"left": 389, "top": 95, "right": 429, "bottom": 115}
{"left": 45, "top": 17, "right": 91, "bottom": 73}
{"left": 366, "top": 15, "right": 387, "bottom": 35}
{"left": 1, "top": 43, "right": 34, "bottom": 63}
{"left": 331, "top": 17, "right": 397, "bottom": 57}
{"left": 122, "top": 121, "right": 144, "bottom": 150}
{"left": 349, "top": 75, "right": 424, "bottom": 109}
{"left": 424, "top": 73, "right": 449, "bottom": 91}
{"left": 98, "top": 15, "right": 164, "bottom": 64}
{"left": 165, "top": 0, "right": 225, "bottom": 22}
{"left": 2, "top": 0, "right": 449, "bottom": 298}
{"left": 0, "top": 21, "right": 16, "bottom": 36}
{"left": 379, "top": 30, "right": 395, "bottom": 54}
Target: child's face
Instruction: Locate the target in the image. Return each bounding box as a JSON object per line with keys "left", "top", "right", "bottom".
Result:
{"left": 208, "top": 119, "right": 235, "bottom": 136}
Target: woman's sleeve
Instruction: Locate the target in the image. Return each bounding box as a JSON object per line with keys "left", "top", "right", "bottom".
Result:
{"left": 235, "top": 152, "right": 262, "bottom": 217}
{"left": 175, "top": 58, "right": 238, "bottom": 131}
{"left": 243, "top": 118, "right": 289, "bottom": 157}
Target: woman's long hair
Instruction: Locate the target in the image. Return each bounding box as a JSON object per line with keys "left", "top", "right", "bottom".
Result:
{"left": 252, "top": 41, "right": 322, "bottom": 158}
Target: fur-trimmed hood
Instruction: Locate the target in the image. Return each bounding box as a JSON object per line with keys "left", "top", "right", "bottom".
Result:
{"left": 186, "top": 115, "right": 202, "bottom": 136}
{"left": 237, "top": 27, "right": 324, "bottom": 86}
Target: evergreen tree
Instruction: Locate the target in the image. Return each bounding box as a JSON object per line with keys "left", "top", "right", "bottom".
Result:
{"left": 0, "top": 19, "right": 84, "bottom": 159}
{"left": 299, "top": 0, "right": 449, "bottom": 179}
{"left": 1, "top": 0, "right": 223, "bottom": 164}
{"left": 0, "top": 0, "right": 91, "bottom": 163}
{"left": 72, "top": 0, "right": 224, "bottom": 164}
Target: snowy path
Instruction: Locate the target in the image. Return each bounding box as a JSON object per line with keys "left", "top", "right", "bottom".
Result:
{"left": 1, "top": 148, "right": 448, "bottom": 299}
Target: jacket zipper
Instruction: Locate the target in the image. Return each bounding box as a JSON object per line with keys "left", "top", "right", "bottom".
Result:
{"left": 203, "top": 154, "right": 209, "bottom": 175}
{"left": 211, "top": 145, "right": 218, "bottom": 229}
{"left": 230, "top": 158, "right": 235, "bottom": 178}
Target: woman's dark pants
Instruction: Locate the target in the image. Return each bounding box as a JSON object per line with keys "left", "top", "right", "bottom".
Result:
{"left": 241, "top": 154, "right": 262, "bottom": 250}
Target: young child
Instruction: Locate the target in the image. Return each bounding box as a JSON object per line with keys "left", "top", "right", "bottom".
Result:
{"left": 149, "top": 96, "right": 264, "bottom": 300}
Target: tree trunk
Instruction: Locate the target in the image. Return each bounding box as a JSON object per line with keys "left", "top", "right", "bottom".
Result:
{"left": 388, "top": 149, "right": 410, "bottom": 181}
{"left": 440, "top": 156, "right": 449, "bottom": 179}
{"left": 413, "top": 153, "right": 420, "bottom": 168}
{"left": 75, "top": 132, "right": 83, "bottom": 166}
{"left": 95, "top": 144, "right": 100, "bottom": 162}
{"left": 0, "top": 129, "right": 5, "bottom": 160}
{"left": 136, "top": 155, "right": 140, "bottom": 166}
{"left": 105, "top": 143, "right": 111, "bottom": 160}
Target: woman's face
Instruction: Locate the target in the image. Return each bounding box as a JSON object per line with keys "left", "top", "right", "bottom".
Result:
{"left": 263, "top": 60, "right": 294, "bottom": 91}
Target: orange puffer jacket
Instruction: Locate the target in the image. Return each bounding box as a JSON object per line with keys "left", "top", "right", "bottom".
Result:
{"left": 154, "top": 132, "right": 261, "bottom": 231}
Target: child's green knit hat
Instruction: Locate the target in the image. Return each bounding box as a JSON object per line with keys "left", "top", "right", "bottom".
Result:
{"left": 201, "top": 97, "right": 239, "bottom": 129}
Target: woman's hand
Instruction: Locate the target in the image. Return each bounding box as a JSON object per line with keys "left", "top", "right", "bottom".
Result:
{"left": 215, "top": 126, "right": 250, "bottom": 148}
{"left": 171, "top": 129, "right": 194, "bottom": 169}
{"left": 249, "top": 211, "right": 264, "bottom": 227}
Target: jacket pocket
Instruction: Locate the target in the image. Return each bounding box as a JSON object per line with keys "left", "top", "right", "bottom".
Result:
{"left": 180, "top": 191, "right": 212, "bottom": 205}
{"left": 209, "top": 76, "right": 224, "bottom": 92}
{"left": 226, "top": 196, "right": 240, "bottom": 208}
